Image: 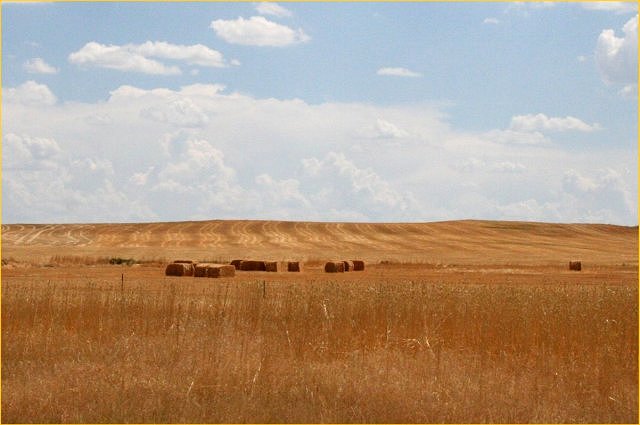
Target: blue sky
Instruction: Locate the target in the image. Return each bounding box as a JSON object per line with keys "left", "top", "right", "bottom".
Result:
{"left": 2, "top": 2, "right": 638, "bottom": 224}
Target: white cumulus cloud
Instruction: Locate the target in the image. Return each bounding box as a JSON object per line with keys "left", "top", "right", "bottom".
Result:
{"left": 2, "top": 132, "right": 155, "bottom": 223}
{"left": 509, "top": 113, "right": 601, "bottom": 132}
{"left": 69, "top": 41, "right": 230, "bottom": 75}
{"left": 149, "top": 139, "right": 255, "bottom": 217}
{"left": 156, "top": 140, "right": 235, "bottom": 187}
{"left": 69, "top": 42, "right": 181, "bottom": 75}
{"left": 562, "top": 168, "right": 635, "bottom": 219}
{"left": 129, "top": 167, "right": 155, "bottom": 186}
{"left": 359, "top": 118, "right": 411, "bottom": 140}
{"left": 133, "top": 41, "right": 229, "bottom": 67}
{"left": 255, "top": 2, "right": 293, "bottom": 18}
{"left": 4, "top": 80, "right": 57, "bottom": 106}
{"left": 619, "top": 83, "right": 637, "bottom": 97}
{"left": 301, "top": 157, "right": 323, "bottom": 176}
{"left": 141, "top": 98, "right": 209, "bottom": 127}
{"left": 312, "top": 151, "right": 415, "bottom": 211}
{"left": 482, "top": 129, "right": 549, "bottom": 145}
{"left": 377, "top": 67, "right": 422, "bottom": 77}
{"left": 4, "top": 133, "right": 62, "bottom": 169}
{"left": 506, "top": 1, "right": 556, "bottom": 14}
{"left": 595, "top": 15, "right": 638, "bottom": 87}
{"left": 454, "top": 158, "right": 526, "bottom": 174}
{"left": 211, "top": 16, "right": 310, "bottom": 46}
{"left": 492, "top": 161, "right": 526, "bottom": 173}
{"left": 374, "top": 119, "right": 410, "bottom": 139}
{"left": 23, "top": 58, "right": 59, "bottom": 74}
{"left": 582, "top": 2, "right": 638, "bottom": 14}
{"left": 256, "top": 173, "right": 310, "bottom": 207}
{"left": 301, "top": 151, "right": 419, "bottom": 217}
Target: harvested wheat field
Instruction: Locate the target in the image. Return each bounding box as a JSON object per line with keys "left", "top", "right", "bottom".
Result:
{"left": 1, "top": 219, "right": 638, "bottom": 423}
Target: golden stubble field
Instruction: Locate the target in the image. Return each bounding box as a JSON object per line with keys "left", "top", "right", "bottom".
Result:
{"left": 1, "top": 219, "right": 638, "bottom": 423}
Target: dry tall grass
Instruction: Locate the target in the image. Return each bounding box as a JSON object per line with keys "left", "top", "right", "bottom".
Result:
{"left": 2, "top": 277, "right": 637, "bottom": 423}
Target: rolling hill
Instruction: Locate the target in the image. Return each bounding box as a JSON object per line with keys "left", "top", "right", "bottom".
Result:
{"left": 2, "top": 219, "right": 637, "bottom": 266}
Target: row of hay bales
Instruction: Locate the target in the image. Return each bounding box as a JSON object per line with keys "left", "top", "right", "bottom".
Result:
{"left": 165, "top": 260, "right": 235, "bottom": 278}
{"left": 230, "top": 259, "right": 302, "bottom": 272}
{"left": 166, "top": 259, "right": 303, "bottom": 277}
{"left": 167, "top": 258, "right": 365, "bottom": 276}
{"left": 325, "top": 260, "right": 365, "bottom": 273}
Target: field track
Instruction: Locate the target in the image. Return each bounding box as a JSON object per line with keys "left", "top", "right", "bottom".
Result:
{"left": 2, "top": 219, "right": 637, "bottom": 265}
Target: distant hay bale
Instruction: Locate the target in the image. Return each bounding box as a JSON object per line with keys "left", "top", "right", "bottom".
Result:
{"left": 265, "top": 261, "right": 280, "bottom": 272}
{"left": 194, "top": 263, "right": 214, "bottom": 277}
{"left": 230, "top": 259, "right": 243, "bottom": 270}
{"left": 569, "top": 261, "right": 582, "bottom": 271}
{"left": 165, "top": 263, "right": 192, "bottom": 277}
{"left": 206, "top": 264, "right": 236, "bottom": 278}
{"left": 240, "top": 260, "right": 267, "bottom": 271}
{"left": 352, "top": 260, "right": 365, "bottom": 271}
{"left": 171, "top": 260, "right": 195, "bottom": 276}
{"left": 343, "top": 260, "right": 355, "bottom": 272}
{"left": 287, "top": 261, "right": 301, "bottom": 272}
{"left": 325, "top": 261, "right": 345, "bottom": 273}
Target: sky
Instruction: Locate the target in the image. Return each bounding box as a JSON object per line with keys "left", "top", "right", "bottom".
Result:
{"left": 2, "top": 1, "right": 638, "bottom": 225}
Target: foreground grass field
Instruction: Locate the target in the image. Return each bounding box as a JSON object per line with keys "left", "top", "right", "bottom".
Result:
{"left": 2, "top": 264, "right": 637, "bottom": 423}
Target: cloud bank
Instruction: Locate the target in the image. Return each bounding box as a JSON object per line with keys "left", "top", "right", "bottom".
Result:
{"left": 3, "top": 81, "right": 636, "bottom": 225}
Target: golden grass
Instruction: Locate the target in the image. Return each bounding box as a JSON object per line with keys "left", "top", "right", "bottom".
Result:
{"left": 2, "top": 273, "right": 637, "bottom": 423}
{"left": 3, "top": 220, "right": 635, "bottom": 422}
{"left": 48, "top": 255, "right": 112, "bottom": 266}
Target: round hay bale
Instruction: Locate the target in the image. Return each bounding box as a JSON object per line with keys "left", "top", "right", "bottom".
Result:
{"left": 287, "top": 261, "right": 301, "bottom": 272}
{"left": 230, "top": 259, "right": 243, "bottom": 270}
{"left": 569, "top": 261, "right": 582, "bottom": 271}
{"left": 207, "top": 264, "right": 236, "bottom": 278}
{"left": 240, "top": 260, "right": 267, "bottom": 271}
{"left": 352, "top": 260, "right": 365, "bottom": 271}
{"left": 343, "top": 260, "right": 355, "bottom": 272}
{"left": 325, "top": 261, "right": 345, "bottom": 273}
